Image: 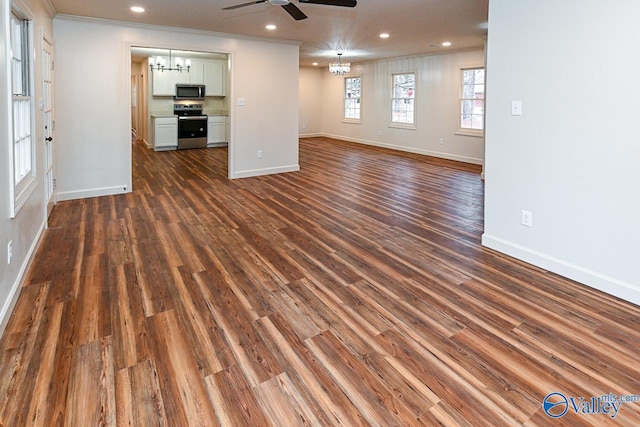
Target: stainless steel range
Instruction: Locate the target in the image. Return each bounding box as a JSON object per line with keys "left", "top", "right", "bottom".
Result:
{"left": 174, "top": 104, "right": 207, "bottom": 149}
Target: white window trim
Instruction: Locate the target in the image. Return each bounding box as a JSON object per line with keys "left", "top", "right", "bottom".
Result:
{"left": 456, "top": 65, "right": 485, "bottom": 138}
{"left": 389, "top": 71, "right": 417, "bottom": 130}
{"left": 8, "top": 1, "right": 37, "bottom": 218}
{"left": 342, "top": 75, "right": 362, "bottom": 124}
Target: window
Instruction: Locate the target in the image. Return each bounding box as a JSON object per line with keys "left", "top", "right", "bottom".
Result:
{"left": 391, "top": 72, "right": 415, "bottom": 126}
{"left": 344, "top": 76, "right": 361, "bottom": 122}
{"left": 460, "top": 68, "right": 485, "bottom": 132}
{"left": 9, "top": 9, "right": 36, "bottom": 216}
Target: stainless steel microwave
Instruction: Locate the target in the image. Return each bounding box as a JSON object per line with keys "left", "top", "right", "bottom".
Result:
{"left": 175, "top": 84, "right": 205, "bottom": 100}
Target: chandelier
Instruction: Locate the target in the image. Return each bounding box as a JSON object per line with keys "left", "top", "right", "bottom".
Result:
{"left": 329, "top": 53, "right": 350, "bottom": 75}
{"left": 149, "top": 50, "right": 191, "bottom": 73}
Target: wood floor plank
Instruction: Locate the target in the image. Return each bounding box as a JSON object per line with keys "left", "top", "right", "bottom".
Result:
{"left": 253, "top": 314, "right": 369, "bottom": 426}
{"left": 64, "top": 337, "right": 116, "bottom": 427}
{"left": 1, "top": 137, "right": 639, "bottom": 425}
{"left": 206, "top": 365, "right": 270, "bottom": 427}
{"left": 253, "top": 372, "right": 324, "bottom": 427}
{"left": 147, "top": 309, "right": 219, "bottom": 426}
{"left": 26, "top": 302, "right": 64, "bottom": 425}
{"left": 115, "top": 358, "right": 169, "bottom": 426}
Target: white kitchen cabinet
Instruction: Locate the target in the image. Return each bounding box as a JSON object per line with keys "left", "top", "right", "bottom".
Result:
{"left": 152, "top": 69, "right": 175, "bottom": 96}
{"left": 152, "top": 56, "right": 227, "bottom": 97}
{"left": 207, "top": 116, "right": 228, "bottom": 147}
{"left": 153, "top": 116, "right": 178, "bottom": 150}
{"left": 174, "top": 69, "right": 190, "bottom": 85}
{"left": 204, "top": 60, "right": 226, "bottom": 97}
{"left": 189, "top": 59, "right": 205, "bottom": 85}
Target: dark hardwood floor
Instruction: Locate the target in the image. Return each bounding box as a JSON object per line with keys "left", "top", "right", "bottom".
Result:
{"left": 1, "top": 137, "right": 639, "bottom": 426}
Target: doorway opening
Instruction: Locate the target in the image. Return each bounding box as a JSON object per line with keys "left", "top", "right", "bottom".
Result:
{"left": 130, "top": 46, "right": 231, "bottom": 180}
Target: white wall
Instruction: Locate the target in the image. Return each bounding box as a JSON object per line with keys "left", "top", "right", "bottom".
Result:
{"left": 0, "top": 0, "right": 53, "bottom": 334}
{"left": 483, "top": 0, "right": 640, "bottom": 304}
{"left": 299, "top": 66, "right": 325, "bottom": 136}
{"left": 53, "top": 16, "right": 300, "bottom": 200}
{"left": 302, "top": 49, "right": 485, "bottom": 165}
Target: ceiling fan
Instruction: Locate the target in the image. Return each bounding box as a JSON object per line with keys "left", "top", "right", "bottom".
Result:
{"left": 223, "top": 0, "right": 357, "bottom": 21}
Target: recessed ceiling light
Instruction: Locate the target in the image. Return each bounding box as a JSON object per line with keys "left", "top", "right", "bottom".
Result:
{"left": 312, "top": 62, "right": 319, "bottom": 66}
{"left": 266, "top": 24, "right": 277, "bottom": 30}
{"left": 130, "top": 6, "right": 145, "bottom": 13}
{"left": 379, "top": 33, "right": 390, "bottom": 39}
{"left": 442, "top": 41, "right": 452, "bottom": 47}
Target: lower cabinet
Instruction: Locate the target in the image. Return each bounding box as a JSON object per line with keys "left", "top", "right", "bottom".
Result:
{"left": 207, "top": 116, "right": 228, "bottom": 147}
{"left": 153, "top": 116, "right": 178, "bottom": 151}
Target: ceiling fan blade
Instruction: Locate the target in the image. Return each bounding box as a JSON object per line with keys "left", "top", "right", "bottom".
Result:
{"left": 282, "top": 3, "right": 308, "bottom": 20}
{"left": 223, "top": 0, "right": 267, "bottom": 10}
{"left": 299, "top": 0, "right": 357, "bottom": 7}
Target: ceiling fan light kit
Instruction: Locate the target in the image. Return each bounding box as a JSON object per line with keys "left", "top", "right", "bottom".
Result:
{"left": 223, "top": 0, "right": 357, "bottom": 21}
{"left": 223, "top": 0, "right": 358, "bottom": 72}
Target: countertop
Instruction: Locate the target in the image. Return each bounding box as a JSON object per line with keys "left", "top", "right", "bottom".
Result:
{"left": 150, "top": 112, "right": 177, "bottom": 119}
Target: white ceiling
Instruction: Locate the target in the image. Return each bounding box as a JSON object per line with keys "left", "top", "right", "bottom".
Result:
{"left": 48, "top": 0, "right": 489, "bottom": 67}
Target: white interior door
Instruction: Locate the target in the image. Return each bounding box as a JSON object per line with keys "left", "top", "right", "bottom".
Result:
{"left": 42, "top": 32, "right": 55, "bottom": 217}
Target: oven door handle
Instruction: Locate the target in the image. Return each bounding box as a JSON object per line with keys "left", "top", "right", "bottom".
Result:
{"left": 178, "top": 116, "right": 207, "bottom": 120}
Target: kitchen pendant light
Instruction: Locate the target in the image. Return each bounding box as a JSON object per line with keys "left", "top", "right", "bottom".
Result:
{"left": 329, "top": 53, "right": 350, "bottom": 75}
{"left": 149, "top": 50, "right": 191, "bottom": 73}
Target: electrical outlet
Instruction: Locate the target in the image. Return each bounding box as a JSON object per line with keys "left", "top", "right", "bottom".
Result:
{"left": 439, "top": 137, "right": 444, "bottom": 145}
{"left": 257, "top": 150, "right": 263, "bottom": 159}
{"left": 7, "top": 241, "right": 12, "bottom": 264}
{"left": 521, "top": 210, "right": 533, "bottom": 227}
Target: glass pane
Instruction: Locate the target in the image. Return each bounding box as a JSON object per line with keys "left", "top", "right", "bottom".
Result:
{"left": 463, "top": 69, "right": 474, "bottom": 85}
{"left": 461, "top": 100, "right": 473, "bottom": 117}
{"left": 463, "top": 84, "right": 475, "bottom": 98}
{"left": 345, "top": 77, "right": 361, "bottom": 99}
{"left": 392, "top": 99, "right": 414, "bottom": 123}
{"left": 472, "top": 114, "right": 484, "bottom": 129}
{"left": 393, "top": 74, "right": 415, "bottom": 98}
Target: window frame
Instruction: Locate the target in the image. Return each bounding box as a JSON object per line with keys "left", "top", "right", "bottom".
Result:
{"left": 390, "top": 71, "right": 416, "bottom": 130}
{"left": 343, "top": 75, "right": 362, "bottom": 124}
{"left": 8, "top": 3, "right": 37, "bottom": 217}
{"left": 456, "top": 66, "right": 485, "bottom": 138}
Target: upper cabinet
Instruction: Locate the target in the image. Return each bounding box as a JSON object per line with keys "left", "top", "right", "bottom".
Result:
{"left": 151, "top": 57, "right": 227, "bottom": 97}
{"left": 190, "top": 59, "right": 205, "bottom": 85}
{"left": 152, "top": 68, "right": 175, "bottom": 96}
{"left": 204, "top": 60, "right": 227, "bottom": 97}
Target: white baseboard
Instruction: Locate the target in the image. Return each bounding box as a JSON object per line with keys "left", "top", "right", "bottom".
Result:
{"left": 0, "top": 219, "right": 47, "bottom": 338}
{"left": 316, "top": 133, "right": 484, "bottom": 165}
{"left": 57, "top": 185, "right": 130, "bottom": 201}
{"left": 482, "top": 233, "right": 640, "bottom": 306}
{"left": 299, "top": 133, "right": 323, "bottom": 138}
{"left": 231, "top": 164, "right": 300, "bottom": 179}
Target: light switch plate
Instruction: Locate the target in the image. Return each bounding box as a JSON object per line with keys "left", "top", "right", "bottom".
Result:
{"left": 511, "top": 101, "right": 522, "bottom": 116}
{"left": 237, "top": 98, "right": 246, "bottom": 106}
